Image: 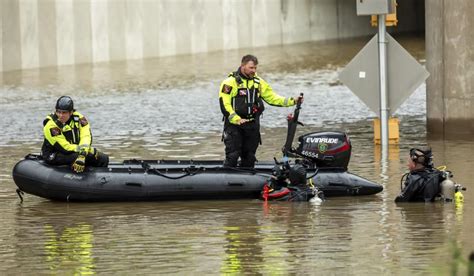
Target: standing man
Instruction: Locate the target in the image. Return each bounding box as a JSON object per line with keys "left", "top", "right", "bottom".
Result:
{"left": 219, "top": 54, "right": 302, "bottom": 168}
{"left": 41, "top": 96, "right": 109, "bottom": 173}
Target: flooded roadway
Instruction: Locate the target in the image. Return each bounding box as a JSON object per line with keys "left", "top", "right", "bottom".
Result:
{"left": 1, "top": 34, "right": 473, "bottom": 275}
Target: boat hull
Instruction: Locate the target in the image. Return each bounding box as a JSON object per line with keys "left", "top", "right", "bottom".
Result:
{"left": 12, "top": 157, "right": 383, "bottom": 202}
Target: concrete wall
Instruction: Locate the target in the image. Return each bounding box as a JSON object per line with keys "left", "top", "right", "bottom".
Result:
{"left": 426, "top": 0, "right": 474, "bottom": 136}
{"left": 0, "top": 0, "right": 424, "bottom": 72}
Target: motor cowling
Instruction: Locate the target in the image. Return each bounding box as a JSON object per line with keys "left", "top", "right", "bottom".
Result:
{"left": 294, "top": 131, "right": 351, "bottom": 169}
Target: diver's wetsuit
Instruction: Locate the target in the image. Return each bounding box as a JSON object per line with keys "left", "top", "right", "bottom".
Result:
{"left": 395, "top": 168, "right": 444, "bottom": 202}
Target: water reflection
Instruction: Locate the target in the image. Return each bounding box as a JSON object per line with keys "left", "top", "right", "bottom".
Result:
{"left": 6, "top": 187, "right": 472, "bottom": 275}
{"left": 221, "top": 219, "right": 264, "bottom": 274}
{"left": 44, "top": 224, "right": 95, "bottom": 275}
{"left": 397, "top": 204, "right": 452, "bottom": 249}
{"left": 394, "top": 203, "right": 458, "bottom": 274}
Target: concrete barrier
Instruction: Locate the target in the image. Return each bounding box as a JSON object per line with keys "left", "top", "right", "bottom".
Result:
{"left": 426, "top": 0, "right": 474, "bottom": 136}
{"left": 1, "top": 0, "right": 423, "bottom": 72}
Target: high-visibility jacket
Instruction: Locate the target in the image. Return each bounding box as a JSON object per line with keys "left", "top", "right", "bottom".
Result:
{"left": 219, "top": 71, "right": 295, "bottom": 125}
{"left": 41, "top": 111, "right": 92, "bottom": 155}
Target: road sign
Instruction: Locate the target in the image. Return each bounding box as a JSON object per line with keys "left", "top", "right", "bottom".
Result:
{"left": 339, "top": 33, "right": 429, "bottom": 117}
{"left": 356, "top": 0, "right": 394, "bottom": 15}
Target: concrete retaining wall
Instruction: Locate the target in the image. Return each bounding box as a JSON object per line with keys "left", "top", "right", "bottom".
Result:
{"left": 1, "top": 0, "right": 423, "bottom": 72}
{"left": 426, "top": 0, "right": 474, "bottom": 136}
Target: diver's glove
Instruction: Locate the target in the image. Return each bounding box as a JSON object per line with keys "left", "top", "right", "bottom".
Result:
{"left": 72, "top": 150, "right": 87, "bottom": 173}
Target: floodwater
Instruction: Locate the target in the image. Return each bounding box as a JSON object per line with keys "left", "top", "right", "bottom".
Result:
{"left": 1, "top": 34, "right": 473, "bottom": 275}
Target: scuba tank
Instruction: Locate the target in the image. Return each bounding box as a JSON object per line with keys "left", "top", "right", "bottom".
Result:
{"left": 440, "top": 171, "right": 455, "bottom": 201}
{"left": 439, "top": 169, "right": 466, "bottom": 203}
{"left": 454, "top": 184, "right": 465, "bottom": 203}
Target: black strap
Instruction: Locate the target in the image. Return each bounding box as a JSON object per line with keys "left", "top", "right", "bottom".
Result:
{"left": 16, "top": 189, "right": 24, "bottom": 202}
{"left": 51, "top": 114, "right": 64, "bottom": 128}
{"left": 44, "top": 113, "right": 64, "bottom": 128}
{"left": 232, "top": 71, "right": 243, "bottom": 85}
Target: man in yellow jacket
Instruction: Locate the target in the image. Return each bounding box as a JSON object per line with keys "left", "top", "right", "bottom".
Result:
{"left": 41, "top": 96, "right": 109, "bottom": 173}
{"left": 219, "top": 55, "right": 302, "bottom": 168}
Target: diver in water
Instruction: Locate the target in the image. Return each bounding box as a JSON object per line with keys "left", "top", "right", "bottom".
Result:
{"left": 261, "top": 163, "right": 322, "bottom": 202}
{"left": 395, "top": 146, "right": 444, "bottom": 203}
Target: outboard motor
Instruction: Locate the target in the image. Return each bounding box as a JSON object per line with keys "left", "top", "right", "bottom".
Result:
{"left": 293, "top": 131, "right": 351, "bottom": 169}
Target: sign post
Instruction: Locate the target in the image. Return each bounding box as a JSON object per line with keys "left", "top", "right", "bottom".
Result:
{"left": 378, "top": 14, "right": 389, "bottom": 148}
{"left": 341, "top": 0, "right": 429, "bottom": 147}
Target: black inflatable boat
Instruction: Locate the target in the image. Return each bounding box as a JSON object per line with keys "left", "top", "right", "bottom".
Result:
{"left": 13, "top": 153, "right": 382, "bottom": 201}
{"left": 12, "top": 94, "right": 383, "bottom": 202}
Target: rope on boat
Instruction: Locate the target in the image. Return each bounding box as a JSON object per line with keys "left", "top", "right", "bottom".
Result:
{"left": 139, "top": 161, "right": 271, "bottom": 180}
{"left": 141, "top": 161, "right": 205, "bottom": 180}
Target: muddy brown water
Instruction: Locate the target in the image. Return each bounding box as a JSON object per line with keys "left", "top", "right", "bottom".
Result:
{"left": 1, "top": 34, "right": 473, "bottom": 275}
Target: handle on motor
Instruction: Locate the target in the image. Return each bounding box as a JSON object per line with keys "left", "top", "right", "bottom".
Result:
{"left": 282, "top": 93, "right": 304, "bottom": 158}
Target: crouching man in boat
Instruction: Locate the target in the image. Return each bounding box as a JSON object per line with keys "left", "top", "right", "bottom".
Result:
{"left": 395, "top": 147, "right": 444, "bottom": 202}
{"left": 219, "top": 54, "right": 301, "bottom": 168}
{"left": 41, "top": 96, "right": 109, "bottom": 173}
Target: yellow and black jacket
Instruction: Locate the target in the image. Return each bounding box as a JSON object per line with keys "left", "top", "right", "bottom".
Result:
{"left": 219, "top": 69, "right": 295, "bottom": 125}
{"left": 41, "top": 111, "right": 92, "bottom": 156}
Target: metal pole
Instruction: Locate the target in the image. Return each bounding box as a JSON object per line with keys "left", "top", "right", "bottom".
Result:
{"left": 378, "top": 14, "right": 389, "bottom": 149}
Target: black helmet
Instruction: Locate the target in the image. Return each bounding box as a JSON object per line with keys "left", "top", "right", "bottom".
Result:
{"left": 55, "top": 96, "right": 74, "bottom": 111}
{"left": 410, "top": 146, "right": 433, "bottom": 167}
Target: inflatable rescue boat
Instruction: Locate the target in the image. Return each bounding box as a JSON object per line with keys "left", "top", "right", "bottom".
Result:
{"left": 12, "top": 94, "right": 383, "bottom": 202}
{"left": 13, "top": 150, "right": 382, "bottom": 202}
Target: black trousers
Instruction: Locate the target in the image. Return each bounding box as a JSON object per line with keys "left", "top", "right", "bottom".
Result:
{"left": 223, "top": 121, "right": 260, "bottom": 168}
{"left": 44, "top": 151, "right": 109, "bottom": 168}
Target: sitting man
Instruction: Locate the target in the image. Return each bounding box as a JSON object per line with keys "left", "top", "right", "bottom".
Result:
{"left": 41, "top": 96, "right": 109, "bottom": 173}
{"left": 395, "top": 146, "right": 444, "bottom": 202}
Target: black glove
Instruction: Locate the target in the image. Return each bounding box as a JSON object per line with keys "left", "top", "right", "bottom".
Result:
{"left": 90, "top": 147, "right": 100, "bottom": 160}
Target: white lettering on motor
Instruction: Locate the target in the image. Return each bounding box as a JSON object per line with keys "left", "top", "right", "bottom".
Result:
{"left": 305, "top": 137, "right": 339, "bottom": 144}
{"left": 301, "top": 150, "right": 319, "bottom": 159}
